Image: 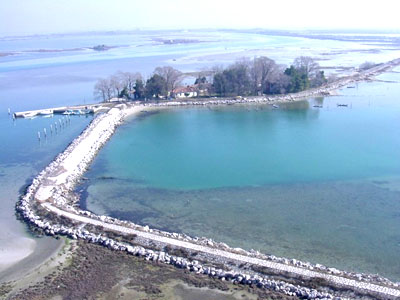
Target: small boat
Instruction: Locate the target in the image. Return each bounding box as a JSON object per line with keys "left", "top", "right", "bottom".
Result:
{"left": 313, "top": 105, "right": 323, "bottom": 108}
{"left": 337, "top": 104, "right": 348, "bottom": 107}
{"left": 63, "top": 109, "right": 92, "bottom": 115}
{"left": 23, "top": 112, "right": 38, "bottom": 118}
{"left": 272, "top": 104, "right": 279, "bottom": 109}
{"left": 39, "top": 109, "right": 53, "bottom": 115}
{"left": 62, "top": 110, "right": 74, "bottom": 115}
{"left": 347, "top": 85, "right": 356, "bottom": 88}
{"left": 81, "top": 109, "right": 94, "bottom": 114}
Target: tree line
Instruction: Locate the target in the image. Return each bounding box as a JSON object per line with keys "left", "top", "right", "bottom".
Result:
{"left": 93, "top": 66, "right": 182, "bottom": 101}
{"left": 94, "top": 56, "right": 327, "bottom": 102}
{"left": 212, "top": 56, "right": 327, "bottom": 97}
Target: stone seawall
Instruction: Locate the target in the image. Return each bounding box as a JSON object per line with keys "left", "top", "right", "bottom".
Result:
{"left": 135, "top": 57, "right": 400, "bottom": 108}
{"left": 15, "top": 58, "right": 400, "bottom": 299}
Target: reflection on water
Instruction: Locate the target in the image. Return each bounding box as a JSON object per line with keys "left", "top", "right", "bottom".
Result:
{"left": 2, "top": 30, "right": 400, "bottom": 282}
{"left": 80, "top": 73, "right": 400, "bottom": 281}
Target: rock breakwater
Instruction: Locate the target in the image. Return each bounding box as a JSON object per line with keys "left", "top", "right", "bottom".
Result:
{"left": 15, "top": 58, "right": 400, "bottom": 299}
{"left": 136, "top": 57, "right": 400, "bottom": 108}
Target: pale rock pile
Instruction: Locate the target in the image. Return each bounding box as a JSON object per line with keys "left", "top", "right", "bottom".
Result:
{"left": 15, "top": 60, "right": 400, "bottom": 299}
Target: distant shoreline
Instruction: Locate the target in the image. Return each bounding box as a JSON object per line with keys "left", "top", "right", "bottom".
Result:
{"left": 13, "top": 57, "right": 400, "bottom": 299}
{"left": 13, "top": 56, "right": 400, "bottom": 119}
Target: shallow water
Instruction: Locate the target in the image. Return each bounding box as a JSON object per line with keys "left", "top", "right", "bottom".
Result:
{"left": 81, "top": 71, "right": 400, "bottom": 281}
{"left": 1, "top": 30, "right": 400, "bottom": 281}
{"left": 0, "top": 113, "right": 92, "bottom": 280}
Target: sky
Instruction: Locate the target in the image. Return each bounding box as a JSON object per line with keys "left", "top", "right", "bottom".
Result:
{"left": 1, "top": 0, "right": 399, "bottom": 36}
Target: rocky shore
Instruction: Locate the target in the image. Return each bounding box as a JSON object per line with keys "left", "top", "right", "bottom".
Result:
{"left": 138, "top": 57, "right": 400, "bottom": 108}
{"left": 15, "top": 58, "right": 400, "bottom": 299}
{"left": 7, "top": 241, "right": 293, "bottom": 300}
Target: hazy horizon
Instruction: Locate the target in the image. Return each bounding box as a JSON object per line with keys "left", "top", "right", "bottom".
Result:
{"left": 2, "top": 27, "right": 400, "bottom": 39}
{"left": 1, "top": 0, "right": 400, "bottom": 37}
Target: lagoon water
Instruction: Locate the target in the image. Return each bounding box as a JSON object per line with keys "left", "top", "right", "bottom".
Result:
{"left": 1, "top": 30, "right": 400, "bottom": 281}
{"left": 81, "top": 72, "right": 400, "bottom": 281}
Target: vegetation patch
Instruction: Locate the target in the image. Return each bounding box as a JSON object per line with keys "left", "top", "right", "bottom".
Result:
{"left": 9, "top": 241, "right": 296, "bottom": 300}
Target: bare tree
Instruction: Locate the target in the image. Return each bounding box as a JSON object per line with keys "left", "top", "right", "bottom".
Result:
{"left": 117, "top": 71, "right": 142, "bottom": 92}
{"left": 209, "top": 65, "right": 224, "bottom": 84}
{"left": 250, "top": 56, "right": 278, "bottom": 95}
{"left": 109, "top": 74, "right": 124, "bottom": 98}
{"left": 94, "top": 78, "right": 113, "bottom": 102}
{"left": 269, "top": 65, "right": 290, "bottom": 94}
{"left": 310, "top": 70, "right": 328, "bottom": 88}
{"left": 293, "top": 56, "right": 319, "bottom": 78}
{"left": 231, "top": 59, "right": 251, "bottom": 95}
{"left": 154, "top": 66, "right": 183, "bottom": 95}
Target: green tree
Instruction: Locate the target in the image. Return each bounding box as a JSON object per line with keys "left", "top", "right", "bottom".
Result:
{"left": 211, "top": 62, "right": 251, "bottom": 97}
{"left": 134, "top": 79, "right": 145, "bottom": 99}
{"left": 284, "top": 66, "right": 309, "bottom": 93}
{"left": 194, "top": 76, "right": 207, "bottom": 85}
{"left": 145, "top": 74, "right": 167, "bottom": 99}
{"left": 119, "top": 87, "right": 129, "bottom": 99}
{"left": 213, "top": 72, "right": 227, "bottom": 96}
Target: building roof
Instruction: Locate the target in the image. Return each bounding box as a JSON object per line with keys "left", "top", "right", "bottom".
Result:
{"left": 173, "top": 86, "right": 198, "bottom": 94}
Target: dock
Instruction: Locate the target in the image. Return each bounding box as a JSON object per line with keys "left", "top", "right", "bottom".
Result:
{"left": 13, "top": 103, "right": 112, "bottom": 118}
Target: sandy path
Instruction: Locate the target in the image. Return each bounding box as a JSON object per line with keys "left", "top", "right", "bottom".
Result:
{"left": 43, "top": 203, "right": 400, "bottom": 298}
{"left": 18, "top": 59, "right": 400, "bottom": 298}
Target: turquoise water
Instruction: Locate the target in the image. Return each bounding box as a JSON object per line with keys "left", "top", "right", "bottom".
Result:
{"left": 95, "top": 103, "right": 400, "bottom": 190}
{"left": 0, "top": 111, "right": 92, "bottom": 280}
{"left": 1, "top": 30, "right": 400, "bottom": 281}
{"left": 81, "top": 72, "right": 400, "bottom": 281}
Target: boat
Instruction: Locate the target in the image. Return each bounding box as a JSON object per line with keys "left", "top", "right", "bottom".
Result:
{"left": 62, "top": 109, "right": 92, "bottom": 115}
{"left": 23, "top": 112, "right": 38, "bottom": 118}
{"left": 337, "top": 104, "right": 348, "bottom": 107}
{"left": 62, "top": 110, "right": 74, "bottom": 115}
{"left": 272, "top": 104, "right": 279, "bottom": 109}
{"left": 313, "top": 105, "right": 323, "bottom": 108}
{"left": 81, "top": 109, "right": 94, "bottom": 114}
{"left": 39, "top": 109, "right": 53, "bottom": 115}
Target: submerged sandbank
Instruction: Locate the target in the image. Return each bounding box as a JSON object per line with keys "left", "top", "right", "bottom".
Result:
{"left": 0, "top": 165, "right": 64, "bottom": 284}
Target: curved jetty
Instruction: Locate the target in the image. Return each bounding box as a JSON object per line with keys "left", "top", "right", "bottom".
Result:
{"left": 16, "top": 59, "right": 400, "bottom": 299}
